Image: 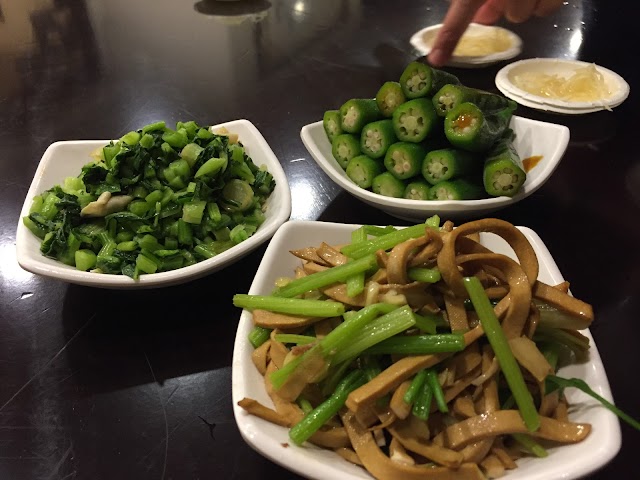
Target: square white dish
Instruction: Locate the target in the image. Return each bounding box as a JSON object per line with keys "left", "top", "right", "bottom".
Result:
{"left": 15, "top": 119, "right": 291, "bottom": 289}
{"left": 232, "top": 220, "right": 621, "bottom": 480}
{"left": 300, "top": 117, "right": 569, "bottom": 221}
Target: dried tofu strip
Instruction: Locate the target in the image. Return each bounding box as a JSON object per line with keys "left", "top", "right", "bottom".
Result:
{"left": 477, "top": 376, "right": 500, "bottom": 414}
{"left": 240, "top": 383, "right": 351, "bottom": 451}
{"left": 441, "top": 366, "right": 482, "bottom": 408}
{"left": 471, "top": 347, "right": 499, "bottom": 388}
{"left": 269, "top": 330, "right": 289, "bottom": 368}
{"left": 453, "top": 395, "right": 477, "bottom": 419}
{"left": 443, "top": 410, "right": 591, "bottom": 449}
{"left": 300, "top": 383, "right": 324, "bottom": 407}
{"left": 466, "top": 311, "right": 480, "bottom": 330}
{"left": 539, "top": 386, "right": 560, "bottom": 417}
{"left": 457, "top": 253, "right": 532, "bottom": 339}
{"left": 273, "top": 347, "right": 328, "bottom": 402}
{"left": 508, "top": 336, "right": 553, "bottom": 383}
{"left": 370, "top": 408, "right": 397, "bottom": 432}
{"left": 387, "top": 416, "right": 464, "bottom": 468}
{"left": 483, "top": 264, "right": 508, "bottom": 285}
{"left": 470, "top": 269, "right": 494, "bottom": 287}
{"left": 503, "top": 443, "right": 524, "bottom": 461}
{"left": 341, "top": 411, "right": 485, "bottom": 480}
{"left": 346, "top": 327, "right": 484, "bottom": 414}
{"left": 554, "top": 397, "right": 570, "bottom": 422}
{"left": 290, "top": 247, "right": 330, "bottom": 266}
{"left": 491, "top": 446, "right": 518, "bottom": 469}
{"left": 464, "top": 232, "right": 481, "bottom": 243}
{"left": 375, "top": 250, "right": 389, "bottom": 268}
{"left": 355, "top": 404, "right": 379, "bottom": 428}
{"left": 317, "top": 242, "right": 349, "bottom": 266}
{"left": 480, "top": 454, "right": 505, "bottom": 479}
{"left": 445, "top": 342, "right": 481, "bottom": 380}
{"left": 264, "top": 362, "right": 304, "bottom": 424}
{"left": 253, "top": 309, "right": 321, "bottom": 329}
{"left": 308, "top": 427, "right": 351, "bottom": 449}
{"left": 322, "top": 284, "right": 367, "bottom": 306}
{"left": 456, "top": 235, "right": 492, "bottom": 256}
{"left": 475, "top": 345, "right": 506, "bottom": 415}
{"left": 444, "top": 294, "right": 469, "bottom": 332}
{"left": 419, "top": 300, "right": 442, "bottom": 316}
{"left": 335, "top": 447, "right": 363, "bottom": 466}
{"left": 533, "top": 281, "right": 594, "bottom": 328}
{"left": 552, "top": 281, "right": 571, "bottom": 293}
{"left": 484, "top": 285, "right": 509, "bottom": 299}
{"left": 525, "top": 302, "right": 540, "bottom": 338}
{"left": 389, "top": 438, "right": 416, "bottom": 466}
{"left": 251, "top": 339, "right": 271, "bottom": 375}
{"left": 237, "top": 398, "right": 291, "bottom": 427}
{"left": 388, "top": 236, "right": 429, "bottom": 284}
{"left": 381, "top": 283, "right": 435, "bottom": 310}
{"left": 323, "top": 281, "right": 430, "bottom": 308}
{"left": 313, "top": 317, "right": 340, "bottom": 339}
{"left": 302, "top": 262, "right": 329, "bottom": 276}
{"left": 459, "top": 439, "right": 494, "bottom": 464}
{"left": 408, "top": 228, "right": 444, "bottom": 267}
{"left": 370, "top": 267, "right": 388, "bottom": 284}
{"left": 390, "top": 381, "right": 413, "bottom": 420}
{"left": 438, "top": 219, "right": 539, "bottom": 298}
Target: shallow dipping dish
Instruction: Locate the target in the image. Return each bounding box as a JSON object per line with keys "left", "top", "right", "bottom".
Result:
{"left": 410, "top": 23, "right": 522, "bottom": 68}
{"left": 15, "top": 119, "right": 291, "bottom": 289}
{"left": 232, "top": 220, "right": 621, "bottom": 480}
{"left": 495, "top": 58, "right": 630, "bottom": 114}
{"left": 301, "top": 117, "right": 569, "bottom": 221}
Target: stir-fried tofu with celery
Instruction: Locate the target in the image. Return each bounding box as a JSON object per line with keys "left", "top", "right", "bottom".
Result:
{"left": 234, "top": 216, "right": 639, "bottom": 479}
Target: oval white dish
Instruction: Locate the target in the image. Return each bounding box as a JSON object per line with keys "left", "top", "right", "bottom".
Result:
{"left": 410, "top": 23, "right": 523, "bottom": 68}
{"left": 495, "top": 58, "right": 630, "bottom": 114}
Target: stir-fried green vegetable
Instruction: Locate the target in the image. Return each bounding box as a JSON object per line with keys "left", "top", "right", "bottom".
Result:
{"left": 546, "top": 375, "right": 640, "bottom": 431}
{"left": 464, "top": 276, "right": 540, "bottom": 432}
{"left": 23, "top": 120, "right": 276, "bottom": 279}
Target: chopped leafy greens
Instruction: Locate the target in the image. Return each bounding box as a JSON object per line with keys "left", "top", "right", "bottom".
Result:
{"left": 23, "top": 121, "right": 276, "bottom": 279}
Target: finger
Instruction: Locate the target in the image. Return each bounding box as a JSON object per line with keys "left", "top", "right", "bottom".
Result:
{"left": 504, "top": 0, "right": 538, "bottom": 23}
{"left": 429, "top": 0, "right": 487, "bottom": 66}
{"left": 473, "top": 0, "right": 507, "bottom": 24}
{"left": 534, "top": 0, "right": 564, "bottom": 17}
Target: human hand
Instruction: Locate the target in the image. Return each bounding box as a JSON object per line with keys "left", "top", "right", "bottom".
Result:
{"left": 428, "top": 0, "right": 565, "bottom": 67}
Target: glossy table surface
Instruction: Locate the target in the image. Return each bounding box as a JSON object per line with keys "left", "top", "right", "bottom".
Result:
{"left": 1, "top": 1, "right": 638, "bottom": 479}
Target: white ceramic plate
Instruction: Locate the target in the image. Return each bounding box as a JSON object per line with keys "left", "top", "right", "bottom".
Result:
{"left": 410, "top": 23, "right": 522, "bottom": 68}
{"left": 300, "top": 117, "right": 569, "bottom": 221}
{"left": 15, "top": 119, "right": 291, "bottom": 289}
{"left": 232, "top": 220, "right": 621, "bottom": 480}
{"left": 495, "top": 58, "right": 630, "bottom": 114}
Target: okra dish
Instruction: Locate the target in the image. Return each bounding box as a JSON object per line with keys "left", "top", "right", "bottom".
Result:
{"left": 324, "top": 61, "right": 529, "bottom": 201}
{"left": 234, "top": 217, "right": 638, "bottom": 479}
{"left": 23, "top": 120, "right": 276, "bottom": 279}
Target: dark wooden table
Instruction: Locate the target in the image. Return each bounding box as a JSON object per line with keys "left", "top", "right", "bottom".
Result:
{"left": 1, "top": 1, "right": 638, "bottom": 478}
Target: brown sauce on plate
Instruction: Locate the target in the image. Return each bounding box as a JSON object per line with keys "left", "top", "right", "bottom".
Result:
{"left": 523, "top": 155, "right": 543, "bottom": 172}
